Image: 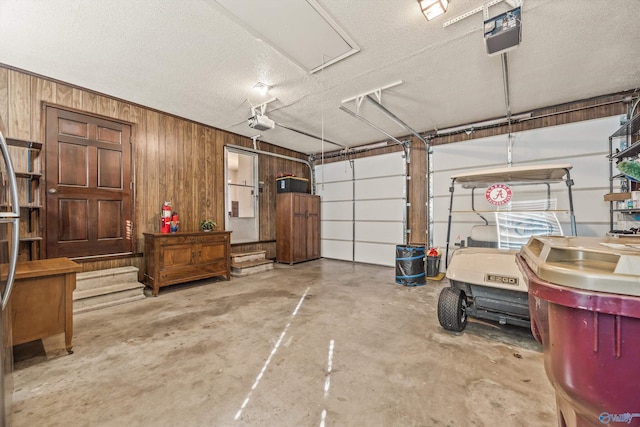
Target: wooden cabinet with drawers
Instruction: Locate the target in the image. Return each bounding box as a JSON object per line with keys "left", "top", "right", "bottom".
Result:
{"left": 143, "top": 231, "right": 231, "bottom": 296}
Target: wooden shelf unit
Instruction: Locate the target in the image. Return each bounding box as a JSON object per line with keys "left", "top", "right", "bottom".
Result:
{"left": 3, "top": 137, "right": 44, "bottom": 261}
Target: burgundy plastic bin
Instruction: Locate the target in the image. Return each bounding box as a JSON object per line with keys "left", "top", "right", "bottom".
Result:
{"left": 517, "top": 236, "right": 640, "bottom": 427}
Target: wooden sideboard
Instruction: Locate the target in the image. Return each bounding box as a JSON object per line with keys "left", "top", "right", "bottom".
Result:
{"left": 3, "top": 258, "right": 81, "bottom": 354}
{"left": 143, "top": 231, "right": 231, "bottom": 296}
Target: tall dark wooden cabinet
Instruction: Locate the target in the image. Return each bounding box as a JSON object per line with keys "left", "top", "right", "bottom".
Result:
{"left": 276, "top": 193, "right": 320, "bottom": 264}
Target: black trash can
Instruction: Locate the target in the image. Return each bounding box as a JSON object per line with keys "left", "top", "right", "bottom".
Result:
{"left": 426, "top": 255, "right": 441, "bottom": 278}
{"left": 395, "top": 245, "right": 426, "bottom": 286}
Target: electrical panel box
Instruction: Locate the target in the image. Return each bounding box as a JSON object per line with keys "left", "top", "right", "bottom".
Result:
{"left": 484, "top": 7, "right": 521, "bottom": 56}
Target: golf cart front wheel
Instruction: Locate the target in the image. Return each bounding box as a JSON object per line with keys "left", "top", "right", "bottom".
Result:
{"left": 438, "top": 287, "right": 468, "bottom": 332}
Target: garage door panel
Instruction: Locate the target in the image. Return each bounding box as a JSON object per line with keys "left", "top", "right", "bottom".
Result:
{"left": 355, "top": 175, "right": 404, "bottom": 199}
{"left": 434, "top": 136, "right": 508, "bottom": 172}
{"left": 573, "top": 191, "right": 609, "bottom": 222}
{"left": 513, "top": 116, "right": 618, "bottom": 161}
{"left": 355, "top": 199, "right": 404, "bottom": 221}
{"left": 355, "top": 221, "right": 403, "bottom": 244}
{"left": 561, "top": 155, "right": 608, "bottom": 188}
{"left": 321, "top": 239, "right": 352, "bottom": 261}
{"left": 355, "top": 152, "right": 405, "bottom": 179}
{"left": 317, "top": 180, "right": 353, "bottom": 201}
{"left": 322, "top": 201, "right": 353, "bottom": 221}
{"left": 322, "top": 221, "right": 353, "bottom": 240}
{"left": 316, "top": 160, "right": 353, "bottom": 183}
{"left": 354, "top": 242, "right": 396, "bottom": 267}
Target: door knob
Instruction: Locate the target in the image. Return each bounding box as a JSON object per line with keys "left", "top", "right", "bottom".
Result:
{"left": 48, "top": 188, "right": 57, "bottom": 194}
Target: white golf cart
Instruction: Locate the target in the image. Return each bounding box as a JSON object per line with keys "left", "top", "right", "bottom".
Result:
{"left": 437, "top": 164, "right": 577, "bottom": 332}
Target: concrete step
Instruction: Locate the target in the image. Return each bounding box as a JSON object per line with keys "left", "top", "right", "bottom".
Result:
{"left": 76, "top": 266, "right": 140, "bottom": 292}
{"left": 231, "top": 250, "right": 266, "bottom": 264}
{"left": 74, "top": 282, "right": 146, "bottom": 314}
{"left": 74, "top": 267, "right": 146, "bottom": 314}
{"left": 231, "top": 259, "right": 274, "bottom": 277}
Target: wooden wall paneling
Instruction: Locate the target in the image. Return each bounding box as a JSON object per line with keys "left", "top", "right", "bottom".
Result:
{"left": 266, "top": 152, "right": 275, "bottom": 241}
{"left": 116, "top": 101, "right": 131, "bottom": 122}
{"left": 163, "top": 116, "right": 178, "bottom": 212}
{"left": 259, "top": 153, "right": 272, "bottom": 241}
{"left": 212, "top": 129, "right": 222, "bottom": 225}
{"left": 206, "top": 129, "right": 217, "bottom": 225}
{"left": 190, "top": 123, "right": 199, "bottom": 231}
{"left": 55, "top": 83, "right": 82, "bottom": 110}
{"left": 213, "top": 130, "right": 225, "bottom": 228}
{"left": 0, "top": 67, "right": 7, "bottom": 134}
{"left": 8, "top": 71, "right": 31, "bottom": 139}
{"left": 428, "top": 97, "right": 627, "bottom": 146}
{"left": 157, "top": 114, "right": 168, "bottom": 223}
{"left": 96, "top": 94, "right": 113, "bottom": 118}
{"left": 199, "top": 126, "right": 211, "bottom": 226}
{"left": 31, "top": 77, "right": 55, "bottom": 141}
{"left": 83, "top": 92, "right": 98, "bottom": 114}
{"left": 231, "top": 242, "right": 275, "bottom": 260}
{"left": 178, "top": 122, "right": 191, "bottom": 230}
{"left": 131, "top": 105, "right": 146, "bottom": 252}
{"left": 108, "top": 97, "right": 118, "bottom": 118}
{"left": 409, "top": 138, "right": 427, "bottom": 245}
{"left": 175, "top": 121, "right": 184, "bottom": 226}
{"left": 144, "top": 111, "right": 160, "bottom": 234}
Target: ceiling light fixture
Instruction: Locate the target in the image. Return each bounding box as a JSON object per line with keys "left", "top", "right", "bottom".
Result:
{"left": 419, "top": 0, "right": 449, "bottom": 21}
{"left": 253, "top": 82, "right": 271, "bottom": 95}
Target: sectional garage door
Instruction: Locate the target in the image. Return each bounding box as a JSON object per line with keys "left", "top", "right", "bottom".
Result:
{"left": 315, "top": 152, "right": 405, "bottom": 267}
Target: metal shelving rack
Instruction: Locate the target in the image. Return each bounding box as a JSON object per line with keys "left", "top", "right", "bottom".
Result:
{"left": 607, "top": 113, "right": 640, "bottom": 233}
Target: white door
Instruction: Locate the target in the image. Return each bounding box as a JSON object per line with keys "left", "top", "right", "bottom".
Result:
{"left": 225, "top": 148, "right": 259, "bottom": 243}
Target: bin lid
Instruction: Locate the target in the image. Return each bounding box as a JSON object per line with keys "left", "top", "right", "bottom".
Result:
{"left": 519, "top": 236, "right": 640, "bottom": 296}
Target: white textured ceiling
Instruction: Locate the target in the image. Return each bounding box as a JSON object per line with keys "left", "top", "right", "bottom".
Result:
{"left": 1, "top": 0, "right": 639, "bottom": 155}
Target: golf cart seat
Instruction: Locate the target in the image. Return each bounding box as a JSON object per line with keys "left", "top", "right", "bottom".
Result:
{"left": 467, "top": 225, "right": 499, "bottom": 248}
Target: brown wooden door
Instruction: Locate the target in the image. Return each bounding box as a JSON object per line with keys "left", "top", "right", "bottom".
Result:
{"left": 45, "top": 107, "right": 133, "bottom": 258}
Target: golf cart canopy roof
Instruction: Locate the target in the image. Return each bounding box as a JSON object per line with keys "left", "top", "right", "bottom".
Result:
{"left": 451, "top": 164, "right": 572, "bottom": 186}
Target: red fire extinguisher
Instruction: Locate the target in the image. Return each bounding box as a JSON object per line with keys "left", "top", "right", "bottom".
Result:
{"left": 161, "top": 201, "right": 172, "bottom": 233}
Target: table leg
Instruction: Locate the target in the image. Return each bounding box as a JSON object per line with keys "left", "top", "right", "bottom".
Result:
{"left": 65, "top": 272, "right": 75, "bottom": 355}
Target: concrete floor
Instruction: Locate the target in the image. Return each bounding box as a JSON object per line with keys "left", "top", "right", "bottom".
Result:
{"left": 11, "top": 259, "right": 557, "bottom": 426}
